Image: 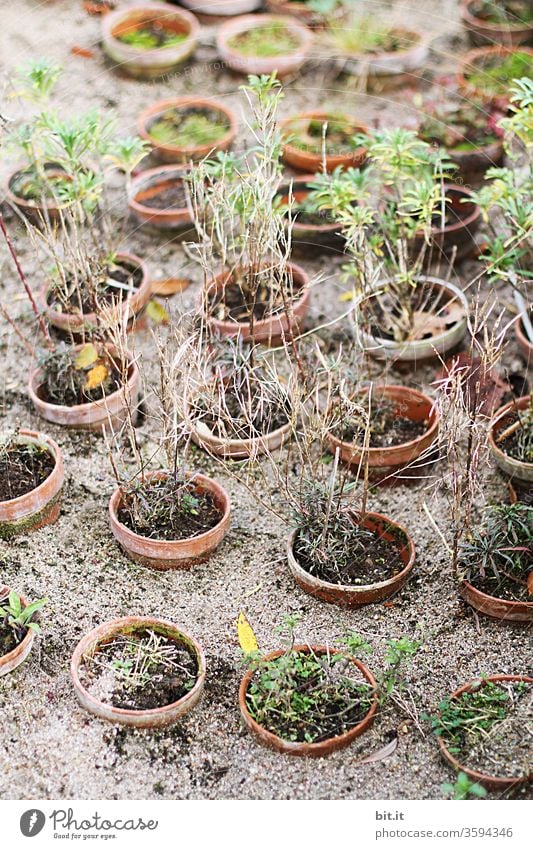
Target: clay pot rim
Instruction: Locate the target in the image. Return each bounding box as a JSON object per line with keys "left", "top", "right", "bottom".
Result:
{"left": 192, "top": 414, "right": 292, "bottom": 452}
{"left": 217, "top": 14, "right": 313, "bottom": 62}
{"left": 137, "top": 96, "right": 239, "bottom": 158}
{"left": 128, "top": 164, "right": 191, "bottom": 218}
{"left": 327, "top": 384, "right": 440, "bottom": 462}
{"left": 488, "top": 395, "right": 532, "bottom": 472}
{"left": 3, "top": 163, "right": 75, "bottom": 214}
{"left": 204, "top": 261, "right": 310, "bottom": 334}
{"left": 41, "top": 251, "right": 149, "bottom": 329}
{"left": 331, "top": 26, "right": 427, "bottom": 61}
{"left": 429, "top": 184, "right": 481, "bottom": 236}
{"left": 437, "top": 674, "right": 533, "bottom": 787}
{"left": 28, "top": 345, "right": 139, "bottom": 417}
{"left": 239, "top": 644, "right": 378, "bottom": 755}
{"left": 287, "top": 510, "right": 416, "bottom": 594}
{"left": 461, "top": 0, "right": 533, "bottom": 33}
{"left": 279, "top": 111, "right": 368, "bottom": 162}
{"left": 102, "top": 4, "right": 200, "bottom": 58}
{"left": 458, "top": 45, "right": 533, "bottom": 93}
{"left": 460, "top": 578, "right": 533, "bottom": 613}
{"left": 515, "top": 314, "right": 533, "bottom": 354}
{"left": 0, "top": 429, "right": 62, "bottom": 509}
{"left": 0, "top": 585, "right": 35, "bottom": 667}
{"left": 71, "top": 615, "right": 206, "bottom": 719}
{"left": 108, "top": 470, "right": 231, "bottom": 548}
{"left": 277, "top": 175, "right": 341, "bottom": 234}
{"left": 359, "top": 276, "right": 468, "bottom": 351}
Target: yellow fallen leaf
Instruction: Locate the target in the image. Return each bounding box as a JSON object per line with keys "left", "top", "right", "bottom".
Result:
{"left": 75, "top": 343, "right": 99, "bottom": 369}
{"left": 237, "top": 611, "right": 258, "bottom": 655}
{"left": 151, "top": 278, "right": 191, "bottom": 296}
{"left": 338, "top": 290, "right": 356, "bottom": 302}
{"left": 84, "top": 364, "right": 108, "bottom": 390}
{"left": 146, "top": 299, "right": 170, "bottom": 324}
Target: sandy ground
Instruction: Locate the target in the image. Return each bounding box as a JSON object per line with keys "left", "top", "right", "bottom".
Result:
{"left": 0, "top": 0, "right": 531, "bottom": 800}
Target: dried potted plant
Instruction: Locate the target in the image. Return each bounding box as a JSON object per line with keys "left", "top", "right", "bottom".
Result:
{"left": 101, "top": 3, "right": 199, "bottom": 79}
{"left": 189, "top": 74, "right": 311, "bottom": 345}
{"left": 279, "top": 111, "right": 368, "bottom": 173}
{"left": 239, "top": 617, "right": 378, "bottom": 755}
{"left": 461, "top": 1, "right": 533, "bottom": 47}
{"left": 216, "top": 14, "right": 313, "bottom": 77}
{"left": 71, "top": 616, "right": 205, "bottom": 728}
{"left": 137, "top": 97, "right": 238, "bottom": 164}
{"left": 458, "top": 46, "right": 533, "bottom": 106}
{"left": 0, "top": 430, "right": 64, "bottom": 539}
{"left": 458, "top": 502, "right": 532, "bottom": 622}
{"left": 430, "top": 675, "right": 533, "bottom": 790}
{"left": 0, "top": 588, "right": 47, "bottom": 675}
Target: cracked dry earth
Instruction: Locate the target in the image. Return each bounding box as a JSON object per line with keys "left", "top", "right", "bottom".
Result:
{"left": 0, "top": 0, "right": 531, "bottom": 800}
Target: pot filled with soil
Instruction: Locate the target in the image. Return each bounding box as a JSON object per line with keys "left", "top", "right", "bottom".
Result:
{"left": 28, "top": 343, "right": 140, "bottom": 433}
{"left": 461, "top": 0, "right": 533, "bottom": 46}
{"left": 4, "top": 163, "right": 75, "bottom": 225}
{"left": 109, "top": 470, "right": 231, "bottom": 570}
{"left": 217, "top": 14, "right": 313, "bottom": 77}
{"left": 71, "top": 616, "right": 206, "bottom": 728}
{"left": 288, "top": 510, "right": 416, "bottom": 606}
{"left": 432, "top": 675, "right": 533, "bottom": 790}
{"left": 489, "top": 395, "right": 533, "bottom": 485}
{"left": 458, "top": 46, "right": 533, "bottom": 106}
{"left": 101, "top": 3, "right": 199, "bottom": 79}
{"left": 239, "top": 643, "right": 378, "bottom": 755}
{"left": 355, "top": 276, "right": 468, "bottom": 366}
{"left": 40, "top": 252, "right": 150, "bottom": 335}
{"left": 417, "top": 101, "right": 505, "bottom": 182}
{"left": 411, "top": 184, "right": 481, "bottom": 262}
{"left": 0, "top": 587, "right": 47, "bottom": 676}
{"left": 266, "top": 0, "right": 345, "bottom": 28}
{"left": 515, "top": 311, "right": 533, "bottom": 367}
{"left": 188, "top": 365, "right": 293, "bottom": 459}
{"left": 326, "top": 18, "right": 428, "bottom": 87}
{"left": 276, "top": 177, "right": 345, "bottom": 253}
{"left": 279, "top": 111, "right": 368, "bottom": 173}
{"left": 326, "top": 385, "right": 440, "bottom": 485}
{"left": 458, "top": 502, "right": 532, "bottom": 623}
{"left": 204, "top": 261, "right": 310, "bottom": 344}
{"left": 138, "top": 97, "right": 238, "bottom": 164}
{"left": 128, "top": 165, "right": 195, "bottom": 234}
{"left": 0, "top": 430, "right": 64, "bottom": 538}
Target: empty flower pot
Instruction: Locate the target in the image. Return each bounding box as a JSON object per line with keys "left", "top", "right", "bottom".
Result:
{"left": 128, "top": 165, "right": 195, "bottom": 233}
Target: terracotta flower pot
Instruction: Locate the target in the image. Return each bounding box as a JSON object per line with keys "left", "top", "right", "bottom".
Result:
{"left": 217, "top": 14, "right": 313, "bottom": 77}
{"left": 204, "top": 261, "right": 310, "bottom": 344}
{"left": 40, "top": 252, "right": 151, "bottom": 335}
{"left": 437, "top": 674, "right": 533, "bottom": 791}
{"left": 137, "top": 97, "right": 238, "bottom": 164}
{"left": 28, "top": 345, "right": 140, "bottom": 433}
{"left": 326, "top": 385, "right": 440, "bottom": 485}
{"left": 3, "top": 164, "right": 74, "bottom": 225}
{"left": 355, "top": 277, "right": 468, "bottom": 366}
{"left": 447, "top": 136, "right": 504, "bottom": 183}
{"left": 0, "top": 430, "right": 64, "bottom": 539}
{"left": 128, "top": 165, "right": 194, "bottom": 233}
{"left": 458, "top": 46, "right": 533, "bottom": 107}
{"left": 489, "top": 395, "right": 533, "bottom": 485}
{"left": 279, "top": 111, "right": 368, "bottom": 173}
{"left": 336, "top": 28, "right": 429, "bottom": 83}
{"left": 191, "top": 411, "right": 292, "bottom": 460}
{"left": 515, "top": 314, "right": 533, "bottom": 367}
{"left": 461, "top": 0, "right": 533, "bottom": 47}
{"left": 71, "top": 616, "right": 206, "bottom": 728}
{"left": 266, "top": 0, "right": 339, "bottom": 28}
{"left": 0, "top": 587, "right": 37, "bottom": 675}
{"left": 411, "top": 184, "right": 481, "bottom": 262}
{"left": 460, "top": 580, "right": 533, "bottom": 623}
{"left": 276, "top": 177, "right": 345, "bottom": 254}
{"left": 287, "top": 511, "right": 416, "bottom": 607}
{"left": 101, "top": 4, "right": 199, "bottom": 79}
{"left": 83, "top": 0, "right": 114, "bottom": 14}
{"left": 239, "top": 645, "right": 378, "bottom": 756}
{"left": 179, "top": 0, "right": 261, "bottom": 15}
{"left": 109, "top": 471, "right": 231, "bottom": 570}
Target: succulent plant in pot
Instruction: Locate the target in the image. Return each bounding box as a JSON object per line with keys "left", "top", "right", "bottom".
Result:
{"left": 138, "top": 97, "right": 238, "bottom": 164}
{"left": 0, "top": 430, "right": 64, "bottom": 538}
{"left": 0, "top": 588, "right": 48, "bottom": 675}
{"left": 71, "top": 617, "right": 206, "bottom": 727}
{"left": 458, "top": 46, "right": 533, "bottom": 106}
{"left": 279, "top": 111, "right": 368, "bottom": 173}
{"left": 189, "top": 74, "right": 312, "bottom": 346}
{"left": 101, "top": 3, "right": 199, "bottom": 79}
{"left": 461, "top": 0, "right": 533, "bottom": 47}
{"left": 429, "top": 675, "right": 533, "bottom": 790}
{"left": 217, "top": 14, "right": 313, "bottom": 77}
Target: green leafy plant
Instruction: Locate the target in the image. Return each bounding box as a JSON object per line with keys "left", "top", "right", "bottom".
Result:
{"left": 458, "top": 502, "right": 532, "bottom": 591}
{"left": 0, "top": 591, "right": 47, "bottom": 643}
{"left": 442, "top": 772, "right": 487, "bottom": 800}
{"left": 227, "top": 22, "right": 300, "bottom": 58}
